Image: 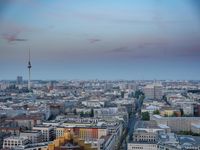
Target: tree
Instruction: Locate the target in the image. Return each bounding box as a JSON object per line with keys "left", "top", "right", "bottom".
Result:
{"left": 153, "top": 110, "right": 160, "bottom": 115}
{"left": 141, "top": 112, "right": 150, "bottom": 121}
{"left": 164, "top": 114, "right": 168, "bottom": 117}
{"left": 135, "top": 90, "right": 144, "bottom": 99}
{"left": 80, "top": 111, "right": 84, "bottom": 117}
{"left": 171, "top": 111, "right": 177, "bottom": 117}
{"left": 180, "top": 108, "right": 184, "bottom": 116}
{"left": 90, "top": 108, "right": 94, "bottom": 117}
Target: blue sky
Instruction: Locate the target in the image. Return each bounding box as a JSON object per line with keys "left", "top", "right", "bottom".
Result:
{"left": 0, "top": 0, "right": 200, "bottom": 80}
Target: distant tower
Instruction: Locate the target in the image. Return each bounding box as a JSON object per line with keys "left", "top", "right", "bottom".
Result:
{"left": 28, "top": 49, "right": 32, "bottom": 91}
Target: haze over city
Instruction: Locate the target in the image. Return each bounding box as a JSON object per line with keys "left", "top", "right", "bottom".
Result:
{"left": 0, "top": 0, "right": 200, "bottom": 80}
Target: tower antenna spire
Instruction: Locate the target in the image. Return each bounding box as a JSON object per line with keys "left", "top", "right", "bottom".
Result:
{"left": 29, "top": 48, "right": 30, "bottom": 62}
{"left": 28, "top": 49, "right": 32, "bottom": 91}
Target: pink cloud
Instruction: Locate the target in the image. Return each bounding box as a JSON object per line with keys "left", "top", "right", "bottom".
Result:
{"left": 0, "top": 22, "right": 37, "bottom": 43}
{"left": 2, "top": 33, "right": 27, "bottom": 42}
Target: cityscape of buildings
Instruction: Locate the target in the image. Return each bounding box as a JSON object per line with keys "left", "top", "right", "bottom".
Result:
{"left": 0, "top": 78, "right": 200, "bottom": 150}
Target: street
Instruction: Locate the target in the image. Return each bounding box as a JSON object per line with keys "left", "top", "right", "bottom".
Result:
{"left": 119, "top": 95, "right": 143, "bottom": 150}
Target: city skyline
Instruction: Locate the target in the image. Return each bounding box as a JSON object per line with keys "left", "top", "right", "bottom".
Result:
{"left": 0, "top": 0, "right": 200, "bottom": 80}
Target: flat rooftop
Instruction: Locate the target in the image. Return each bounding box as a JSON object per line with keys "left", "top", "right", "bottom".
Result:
{"left": 21, "top": 130, "right": 41, "bottom": 133}
{"left": 135, "top": 120, "right": 159, "bottom": 129}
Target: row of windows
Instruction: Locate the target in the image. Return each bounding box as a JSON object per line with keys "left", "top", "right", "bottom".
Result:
{"left": 4, "top": 144, "right": 19, "bottom": 146}
{"left": 4, "top": 141, "right": 23, "bottom": 144}
{"left": 135, "top": 135, "right": 155, "bottom": 138}
{"left": 130, "top": 145, "right": 157, "bottom": 149}
{"left": 131, "top": 147, "right": 143, "bottom": 149}
{"left": 135, "top": 139, "right": 156, "bottom": 142}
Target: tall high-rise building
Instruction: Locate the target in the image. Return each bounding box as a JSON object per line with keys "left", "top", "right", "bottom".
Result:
{"left": 27, "top": 49, "right": 32, "bottom": 91}
{"left": 16, "top": 76, "right": 23, "bottom": 84}
{"left": 144, "top": 83, "right": 163, "bottom": 100}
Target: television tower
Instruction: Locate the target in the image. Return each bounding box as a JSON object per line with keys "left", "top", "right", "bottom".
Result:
{"left": 28, "top": 49, "right": 32, "bottom": 91}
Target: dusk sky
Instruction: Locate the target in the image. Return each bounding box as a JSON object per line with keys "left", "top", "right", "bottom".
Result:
{"left": 0, "top": 0, "right": 200, "bottom": 80}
